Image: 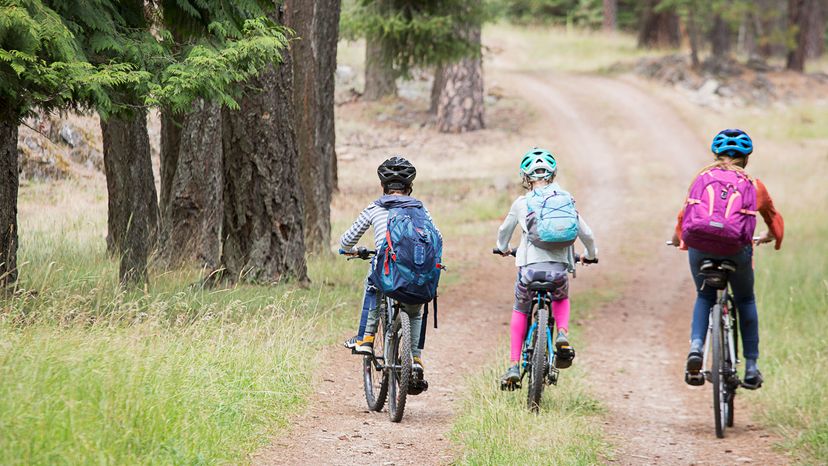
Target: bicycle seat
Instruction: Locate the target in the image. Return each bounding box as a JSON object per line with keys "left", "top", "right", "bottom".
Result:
{"left": 527, "top": 281, "right": 558, "bottom": 292}
{"left": 699, "top": 259, "right": 737, "bottom": 290}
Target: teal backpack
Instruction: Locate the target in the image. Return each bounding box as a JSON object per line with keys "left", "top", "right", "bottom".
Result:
{"left": 526, "top": 187, "right": 579, "bottom": 249}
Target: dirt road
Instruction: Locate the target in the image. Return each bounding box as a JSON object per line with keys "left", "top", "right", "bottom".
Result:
{"left": 256, "top": 73, "right": 789, "bottom": 465}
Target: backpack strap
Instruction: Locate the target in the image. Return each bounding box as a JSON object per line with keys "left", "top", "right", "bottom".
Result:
{"left": 418, "top": 302, "right": 428, "bottom": 350}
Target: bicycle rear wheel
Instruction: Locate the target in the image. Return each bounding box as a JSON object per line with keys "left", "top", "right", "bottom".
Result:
{"left": 527, "top": 306, "right": 549, "bottom": 412}
{"left": 388, "top": 310, "right": 412, "bottom": 423}
{"left": 363, "top": 308, "right": 388, "bottom": 412}
{"left": 711, "top": 304, "right": 726, "bottom": 438}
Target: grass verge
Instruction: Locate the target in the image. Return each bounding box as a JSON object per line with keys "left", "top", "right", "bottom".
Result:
{"left": 449, "top": 283, "right": 617, "bottom": 465}
{"left": 751, "top": 205, "right": 828, "bottom": 463}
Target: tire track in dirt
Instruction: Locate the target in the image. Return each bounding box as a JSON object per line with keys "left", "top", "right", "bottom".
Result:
{"left": 512, "top": 72, "right": 789, "bottom": 465}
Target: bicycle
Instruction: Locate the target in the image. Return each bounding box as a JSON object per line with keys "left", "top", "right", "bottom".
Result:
{"left": 340, "top": 248, "right": 427, "bottom": 423}
{"left": 492, "top": 249, "right": 597, "bottom": 412}
{"left": 667, "top": 238, "right": 763, "bottom": 438}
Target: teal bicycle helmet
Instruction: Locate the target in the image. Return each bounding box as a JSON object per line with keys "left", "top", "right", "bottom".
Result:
{"left": 520, "top": 148, "right": 557, "bottom": 180}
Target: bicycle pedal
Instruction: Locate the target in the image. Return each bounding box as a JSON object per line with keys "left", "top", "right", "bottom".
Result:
{"left": 500, "top": 380, "right": 521, "bottom": 391}
{"left": 408, "top": 379, "right": 428, "bottom": 395}
{"left": 685, "top": 371, "right": 705, "bottom": 386}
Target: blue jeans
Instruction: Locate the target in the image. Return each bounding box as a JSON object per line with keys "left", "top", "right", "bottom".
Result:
{"left": 688, "top": 246, "right": 760, "bottom": 360}
{"left": 356, "top": 267, "right": 423, "bottom": 357}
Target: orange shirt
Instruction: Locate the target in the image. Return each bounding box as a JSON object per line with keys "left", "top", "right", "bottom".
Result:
{"left": 675, "top": 176, "right": 784, "bottom": 250}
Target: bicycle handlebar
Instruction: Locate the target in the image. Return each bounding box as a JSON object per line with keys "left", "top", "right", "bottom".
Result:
{"left": 492, "top": 248, "right": 598, "bottom": 265}
{"left": 666, "top": 236, "right": 764, "bottom": 247}
{"left": 339, "top": 247, "right": 377, "bottom": 260}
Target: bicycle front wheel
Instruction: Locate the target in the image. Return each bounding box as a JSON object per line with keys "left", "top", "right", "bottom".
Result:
{"left": 711, "top": 304, "right": 726, "bottom": 438}
{"left": 388, "top": 311, "right": 412, "bottom": 423}
{"left": 527, "top": 306, "right": 549, "bottom": 413}
{"left": 363, "top": 308, "right": 388, "bottom": 412}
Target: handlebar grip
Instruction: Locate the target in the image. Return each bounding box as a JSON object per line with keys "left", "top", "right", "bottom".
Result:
{"left": 338, "top": 248, "right": 348, "bottom": 255}
{"left": 492, "top": 248, "right": 517, "bottom": 256}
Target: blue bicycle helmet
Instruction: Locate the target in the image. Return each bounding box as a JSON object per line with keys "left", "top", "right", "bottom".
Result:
{"left": 520, "top": 148, "right": 557, "bottom": 180}
{"left": 711, "top": 129, "right": 753, "bottom": 157}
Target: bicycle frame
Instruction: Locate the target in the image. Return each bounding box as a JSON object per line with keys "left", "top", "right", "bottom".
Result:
{"left": 521, "top": 290, "right": 559, "bottom": 385}
{"left": 702, "top": 287, "right": 740, "bottom": 383}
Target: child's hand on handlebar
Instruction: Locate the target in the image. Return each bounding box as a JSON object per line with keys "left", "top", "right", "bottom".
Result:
{"left": 754, "top": 231, "right": 774, "bottom": 245}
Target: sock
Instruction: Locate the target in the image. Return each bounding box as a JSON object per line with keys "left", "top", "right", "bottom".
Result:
{"left": 552, "top": 298, "right": 571, "bottom": 333}
{"left": 510, "top": 310, "right": 528, "bottom": 363}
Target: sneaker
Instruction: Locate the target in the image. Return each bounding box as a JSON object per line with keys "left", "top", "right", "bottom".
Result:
{"left": 685, "top": 339, "right": 705, "bottom": 386}
{"left": 742, "top": 359, "right": 763, "bottom": 390}
{"left": 500, "top": 364, "right": 521, "bottom": 390}
{"left": 343, "top": 334, "right": 374, "bottom": 355}
{"left": 409, "top": 356, "right": 428, "bottom": 395}
{"left": 555, "top": 330, "right": 575, "bottom": 369}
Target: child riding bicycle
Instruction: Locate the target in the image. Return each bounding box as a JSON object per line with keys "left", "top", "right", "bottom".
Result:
{"left": 495, "top": 148, "right": 598, "bottom": 386}
{"left": 341, "top": 156, "right": 442, "bottom": 383}
{"left": 671, "top": 129, "right": 784, "bottom": 389}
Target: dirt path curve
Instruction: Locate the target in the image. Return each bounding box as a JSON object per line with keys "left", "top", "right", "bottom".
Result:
{"left": 254, "top": 232, "right": 515, "bottom": 465}
{"left": 257, "top": 70, "right": 790, "bottom": 465}
{"left": 512, "top": 72, "right": 789, "bottom": 465}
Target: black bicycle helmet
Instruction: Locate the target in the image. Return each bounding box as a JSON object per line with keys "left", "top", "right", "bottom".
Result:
{"left": 377, "top": 156, "right": 416, "bottom": 191}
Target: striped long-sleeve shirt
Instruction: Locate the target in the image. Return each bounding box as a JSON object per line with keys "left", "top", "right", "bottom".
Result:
{"left": 340, "top": 197, "right": 441, "bottom": 252}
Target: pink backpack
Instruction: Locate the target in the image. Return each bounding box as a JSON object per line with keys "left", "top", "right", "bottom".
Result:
{"left": 681, "top": 167, "right": 757, "bottom": 255}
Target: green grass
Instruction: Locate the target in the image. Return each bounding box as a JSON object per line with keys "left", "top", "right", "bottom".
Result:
{"left": 451, "top": 358, "right": 609, "bottom": 465}
{"left": 1, "top": 184, "right": 367, "bottom": 464}
{"left": 751, "top": 209, "right": 828, "bottom": 463}
{"left": 449, "top": 281, "right": 617, "bottom": 465}
{"left": 484, "top": 23, "right": 666, "bottom": 74}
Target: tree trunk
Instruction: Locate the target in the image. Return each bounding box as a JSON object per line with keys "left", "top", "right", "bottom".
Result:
{"left": 805, "top": 0, "right": 826, "bottom": 58}
{"left": 285, "top": 0, "right": 340, "bottom": 253}
{"left": 159, "top": 99, "right": 223, "bottom": 269}
{"left": 220, "top": 32, "right": 308, "bottom": 284}
{"left": 101, "top": 111, "right": 159, "bottom": 285}
{"left": 710, "top": 14, "right": 732, "bottom": 59}
{"left": 429, "top": 65, "right": 445, "bottom": 114}
{"left": 687, "top": 8, "right": 701, "bottom": 68}
{"left": 638, "top": 0, "right": 680, "bottom": 48}
{"left": 436, "top": 24, "right": 484, "bottom": 134}
{"left": 0, "top": 118, "right": 18, "bottom": 288}
{"left": 364, "top": 35, "right": 397, "bottom": 101}
{"left": 159, "top": 110, "right": 183, "bottom": 215}
{"left": 787, "top": 0, "right": 814, "bottom": 71}
{"left": 603, "top": 0, "right": 617, "bottom": 32}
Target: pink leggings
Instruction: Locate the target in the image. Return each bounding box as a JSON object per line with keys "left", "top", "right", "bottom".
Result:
{"left": 509, "top": 299, "right": 570, "bottom": 363}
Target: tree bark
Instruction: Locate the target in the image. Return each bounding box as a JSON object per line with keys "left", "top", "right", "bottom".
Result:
{"left": 787, "top": 0, "right": 814, "bottom": 71}
{"left": 429, "top": 65, "right": 445, "bottom": 114}
{"left": 436, "top": 24, "right": 484, "bottom": 134}
{"left": 159, "top": 99, "right": 223, "bottom": 268}
{"left": 220, "top": 35, "right": 308, "bottom": 284}
{"left": 603, "top": 0, "right": 617, "bottom": 32}
{"left": 638, "top": 0, "right": 681, "bottom": 48}
{"left": 285, "top": 0, "right": 340, "bottom": 253}
{"left": 0, "top": 118, "right": 18, "bottom": 288}
{"left": 687, "top": 8, "right": 702, "bottom": 69}
{"left": 711, "top": 14, "right": 732, "bottom": 59}
{"left": 364, "top": 35, "right": 397, "bottom": 101}
{"left": 805, "top": 0, "right": 826, "bottom": 58}
{"left": 159, "top": 110, "right": 183, "bottom": 215}
{"left": 101, "top": 110, "right": 159, "bottom": 285}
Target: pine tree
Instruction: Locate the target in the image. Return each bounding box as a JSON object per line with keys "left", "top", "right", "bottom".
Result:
{"left": 341, "top": 0, "right": 486, "bottom": 100}
{"left": 0, "top": 1, "right": 146, "bottom": 288}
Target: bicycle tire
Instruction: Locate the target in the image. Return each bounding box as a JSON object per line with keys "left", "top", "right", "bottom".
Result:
{"left": 388, "top": 310, "right": 412, "bottom": 423}
{"left": 363, "top": 306, "right": 388, "bottom": 412}
{"left": 711, "top": 303, "right": 726, "bottom": 438}
{"left": 527, "top": 305, "right": 549, "bottom": 412}
{"left": 727, "top": 300, "right": 738, "bottom": 428}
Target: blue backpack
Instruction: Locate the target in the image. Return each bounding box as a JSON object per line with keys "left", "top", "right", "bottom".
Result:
{"left": 371, "top": 195, "right": 443, "bottom": 305}
{"left": 526, "top": 186, "right": 579, "bottom": 249}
